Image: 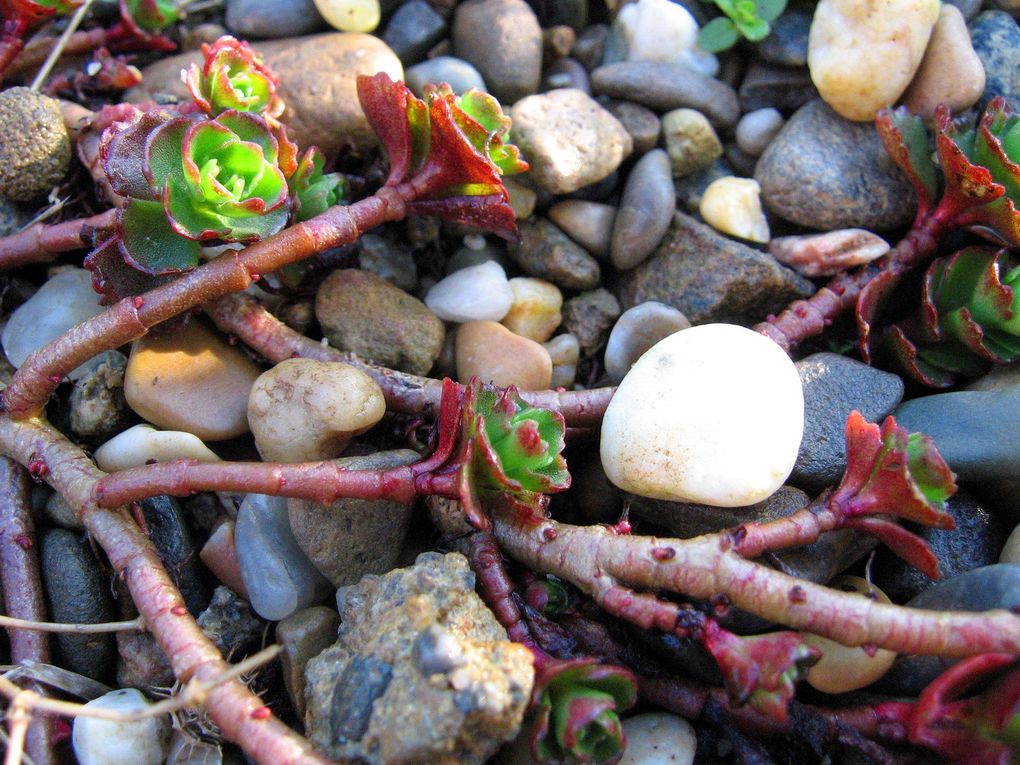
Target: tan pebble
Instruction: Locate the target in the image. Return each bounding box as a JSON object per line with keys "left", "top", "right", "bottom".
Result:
{"left": 769, "top": 229, "right": 890, "bottom": 278}
{"left": 699, "top": 176, "right": 770, "bottom": 243}
{"left": 547, "top": 200, "right": 616, "bottom": 259}
{"left": 124, "top": 322, "right": 262, "bottom": 441}
{"left": 456, "top": 320, "right": 552, "bottom": 390}
{"left": 901, "top": 4, "right": 986, "bottom": 119}
{"left": 199, "top": 521, "right": 248, "bottom": 598}
{"left": 503, "top": 177, "right": 537, "bottom": 220}
{"left": 804, "top": 576, "right": 896, "bottom": 693}
{"left": 501, "top": 277, "right": 563, "bottom": 343}
{"left": 248, "top": 359, "right": 385, "bottom": 462}
{"left": 545, "top": 334, "right": 579, "bottom": 389}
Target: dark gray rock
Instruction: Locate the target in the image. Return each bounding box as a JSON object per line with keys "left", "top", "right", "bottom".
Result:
{"left": 756, "top": 99, "right": 917, "bottom": 231}
{"left": 610, "top": 149, "right": 675, "bottom": 270}
{"left": 616, "top": 211, "right": 815, "bottom": 325}
{"left": 871, "top": 490, "right": 1004, "bottom": 604}
{"left": 591, "top": 61, "right": 740, "bottom": 130}
{"left": 571, "top": 23, "right": 609, "bottom": 70}
{"left": 893, "top": 388, "right": 1020, "bottom": 480}
{"left": 197, "top": 585, "right": 265, "bottom": 658}
{"left": 969, "top": 11, "right": 1020, "bottom": 112}
{"left": 526, "top": 0, "right": 588, "bottom": 31}
{"left": 452, "top": 0, "right": 543, "bottom": 104}
{"left": 878, "top": 564, "right": 1020, "bottom": 695}
{"left": 507, "top": 218, "right": 601, "bottom": 290}
{"left": 738, "top": 62, "right": 817, "bottom": 113}
{"left": 225, "top": 0, "right": 326, "bottom": 38}
{"left": 946, "top": 0, "right": 981, "bottom": 21}
{"left": 753, "top": 9, "right": 811, "bottom": 67}
{"left": 791, "top": 353, "right": 905, "bottom": 493}
{"left": 39, "top": 529, "right": 116, "bottom": 681}
{"left": 605, "top": 99, "right": 661, "bottom": 155}
{"left": 673, "top": 158, "right": 733, "bottom": 213}
{"left": 0, "top": 197, "right": 32, "bottom": 237}
{"left": 383, "top": 0, "right": 447, "bottom": 64}
{"left": 140, "top": 496, "right": 210, "bottom": 616}
{"left": 357, "top": 233, "right": 417, "bottom": 293}
{"left": 544, "top": 57, "right": 590, "bottom": 93}
{"left": 562, "top": 289, "right": 621, "bottom": 357}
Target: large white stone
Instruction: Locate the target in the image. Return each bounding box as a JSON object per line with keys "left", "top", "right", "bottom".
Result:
{"left": 808, "top": 0, "right": 940, "bottom": 121}
{"left": 72, "top": 688, "right": 170, "bottom": 765}
{"left": 600, "top": 324, "right": 803, "bottom": 507}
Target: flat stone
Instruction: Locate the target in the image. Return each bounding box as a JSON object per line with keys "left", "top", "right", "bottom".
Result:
{"left": 768, "top": 228, "right": 890, "bottom": 278}
{"left": 601, "top": 324, "right": 804, "bottom": 507}
{"left": 616, "top": 212, "right": 815, "bottom": 325}
{"left": 288, "top": 450, "right": 419, "bottom": 587}
{"left": 791, "top": 353, "right": 905, "bottom": 493}
{"left": 893, "top": 388, "right": 1020, "bottom": 480}
{"left": 124, "top": 320, "right": 262, "bottom": 441}
{"left": 510, "top": 89, "right": 632, "bottom": 194}
{"left": 225, "top": 0, "right": 326, "bottom": 37}
{"left": 754, "top": 8, "right": 811, "bottom": 67}
{"left": 611, "top": 148, "right": 676, "bottom": 270}
{"left": 755, "top": 99, "right": 917, "bottom": 231}
{"left": 93, "top": 425, "right": 220, "bottom": 472}
{"left": 382, "top": 0, "right": 447, "bottom": 64}
{"left": 40, "top": 529, "right": 116, "bottom": 681}
{"left": 605, "top": 100, "right": 661, "bottom": 156}
{"left": 738, "top": 61, "right": 818, "bottom": 114}
{"left": 277, "top": 606, "right": 340, "bottom": 718}
{"left": 456, "top": 320, "right": 553, "bottom": 389}
{"left": 507, "top": 218, "right": 601, "bottom": 291}
{"left": 452, "top": 0, "right": 542, "bottom": 104}
{"left": 591, "top": 61, "right": 739, "bottom": 131}
{"left": 969, "top": 11, "right": 1020, "bottom": 111}
{"left": 235, "top": 493, "right": 332, "bottom": 622}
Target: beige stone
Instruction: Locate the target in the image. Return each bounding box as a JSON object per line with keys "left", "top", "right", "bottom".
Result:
{"left": 901, "top": 4, "right": 986, "bottom": 119}
{"left": 501, "top": 278, "right": 563, "bottom": 343}
{"left": 808, "top": 0, "right": 940, "bottom": 121}
{"left": 699, "top": 177, "right": 770, "bottom": 244}
{"left": 248, "top": 359, "right": 385, "bottom": 462}
{"left": 124, "top": 322, "right": 262, "bottom": 441}
{"left": 456, "top": 320, "right": 552, "bottom": 390}
{"left": 547, "top": 200, "right": 616, "bottom": 259}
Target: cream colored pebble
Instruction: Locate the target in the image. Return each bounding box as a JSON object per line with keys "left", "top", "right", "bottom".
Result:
{"left": 94, "top": 424, "right": 221, "bottom": 472}
{"left": 619, "top": 712, "right": 696, "bottom": 765}
{"left": 699, "top": 176, "right": 770, "bottom": 244}
{"left": 314, "top": 0, "right": 380, "bottom": 32}
{"left": 501, "top": 277, "right": 563, "bottom": 343}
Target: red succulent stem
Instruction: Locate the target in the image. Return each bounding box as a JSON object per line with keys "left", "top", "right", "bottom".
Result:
{"left": 0, "top": 209, "right": 117, "bottom": 271}
{"left": 94, "top": 456, "right": 463, "bottom": 508}
{"left": 462, "top": 529, "right": 537, "bottom": 647}
{"left": 2, "top": 187, "right": 408, "bottom": 419}
{"left": 0, "top": 458, "right": 57, "bottom": 765}
{"left": 4, "top": 24, "right": 107, "bottom": 78}
{"left": 0, "top": 17, "right": 28, "bottom": 78}
{"left": 204, "top": 291, "right": 617, "bottom": 427}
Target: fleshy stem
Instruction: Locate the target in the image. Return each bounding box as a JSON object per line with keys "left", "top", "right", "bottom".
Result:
{"left": 0, "top": 208, "right": 116, "bottom": 271}
{"left": 204, "top": 291, "right": 617, "bottom": 428}
{"left": 0, "top": 414, "right": 340, "bottom": 765}
{"left": 0, "top": 458, "right": 57, "bottom": 765}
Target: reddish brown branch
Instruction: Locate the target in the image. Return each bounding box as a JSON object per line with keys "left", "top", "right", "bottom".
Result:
{"left": 491, "top": 511, "right": 1020, "bottom": 658}
{"left": 0, "top": 457, "right": 57, "bottom": 765}
{"left": 204, "top": 291, "right": 617, "bottom": 427}
{"left": 0, "top": 209, "right": 116, "bottom": 271}
{"left": 0, "top": 415, "right": 342, "bottom": 765}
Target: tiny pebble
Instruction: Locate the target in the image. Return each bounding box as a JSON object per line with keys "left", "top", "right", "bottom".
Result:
{"left": 661, "top": 108, "right": 723, "bottom": 178}
{"left": 735, "top": 108, "right": 785, "bottom": 158}
{"left": 547, "top": 200, "right": 616, "bottom": 260}
{"left": 699, "top": 176, "right": 770, "bottom": 243}
{"left": 425, "top": 260, "right": 514, "bottom": 323}
{"left": 72, "top": 688, "right": 170, "bottom": 765}
{"left": 769, "top": 228, "right": 890, "bottom": 278}
{"left": 545, "top": 333, "right": 580, "bottom": 389}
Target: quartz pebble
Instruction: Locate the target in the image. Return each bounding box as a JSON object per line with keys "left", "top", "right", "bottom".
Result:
{"left": 601, "top": 324, "right": 803, "bottom": 506}
{"left": 72, "top": 689, "right": 170, "bottom": 765}
{"left": 93, "top": 424, "right": 220, "bottom": 472}
{"left": 769, "top": 228, "right": 889, "bottom": 278}
{"left": 2, "top": 268, "right": 104, "bottom": 380}
{"left": 618, "top": 712, "right": 696, "bottom": 765}
{"left": 124, "top": 321, "right": 263, "bottom": 441}
{"left": 699, "top": 177, "right": 770, "bottom": 243}
{"left": 803, "top": 576, "right": 896, "bottom": 693}
{"left": 425, "top": 260, "right": 514, "bottom": 323}
{"left": 604, "top": 302, "right": 690, "bottom": 384}
{"left": 808, "top": 0, "right": 940, "bottom": 121}
{"left": 900, "top": 3, "right": 986, "bottom": 118}
{"left": 235, "top": 493, "right": 332, "bottom": 621}
{"left": 501, "top": 277, "right": 563, "bottom": 343}
{"left": 611, "top": 148, "right": 676, "bottom": 270}
{"left": 735, "top": 107, "right": 784, "bottom": 158}
{"left": 545, "top": 333, "right": 580, "bottom": 389}
{"left": 611, "top": 0, "right": 718, "bottom": 76}
{"left": 547, "top": 200, "right": 616, "bottom": 259}
{"left": 661, "top": 108, "right": 723, "bottom": 178}
{"left": 314, "top": 0, "right": 380, "bottom": 32}
{"left": 456, "top": 320, "right": 553, "bottom": 389}
{"left": 248, "top": 359, "right": 385, "bottom": 462}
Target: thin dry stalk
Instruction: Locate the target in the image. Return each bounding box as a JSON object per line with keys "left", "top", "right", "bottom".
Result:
{"left": 0, "top": 615, "right": 144, "bottom": 635}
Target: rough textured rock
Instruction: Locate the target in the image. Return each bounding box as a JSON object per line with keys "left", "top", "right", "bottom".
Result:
{"left": 965, "top": 11, "right": 1020, "bottom": 111}
{"left": 507, "top": 218, "right": 601, "bottom": 291}
{"left": 0, "top": 87, "right": 71, "bottom": 201}
{"left": 197, "top": 586, "right": 265, "bottom": 658}
{"left": 561, "top": 289, "right": 621, "bottom": 357}
{"left": 616, "top": 212, "right": 814, "bottom": 325}
{"left": 277, "top": 606, "right": 340, "bottom": 718}
{"left": 304, "top": 552, "right": 533, "bottom": 765}
{"left": 69, "top": 351, "right": 132, "bottom": 442}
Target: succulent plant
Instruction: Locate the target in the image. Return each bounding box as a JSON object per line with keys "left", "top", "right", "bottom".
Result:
{"left": 289, "top": 146, "right": 346, "bottom": 222}
{"left": 184, "top": 35, "right": 284, "bottom": 122}
{"left": 697, "top": 0, "right": 787, "bottom": 53}
{"left": 120, "top": 0, "right": 179, "bottom": 34}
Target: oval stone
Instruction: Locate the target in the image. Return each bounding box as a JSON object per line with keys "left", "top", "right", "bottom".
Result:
{"left": 600, "top": 324, "right": 803, "bottom": 507}
{"left": 456, "top": 320, "right": 552, "bottom": 390}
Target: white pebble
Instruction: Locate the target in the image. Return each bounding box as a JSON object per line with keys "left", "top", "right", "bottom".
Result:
{"left": 614, "top": 0, "right": 718, "bottom": 76}
{"left": 1, "top": 268, "right": 104, "bottom": 380}
{"left": 94, "top": 424, "right": 220, "bottom": 472}
{"left": 600, "top": 324, "right": 803, "bottom": 507}
{"left": 735, "top": 108, "right": 785, "bottom": 158}
{"left": 699, "top": 177, "right": 770, "bottom": 244}
{"left": 72, "top": 688, "right": 171, "bottom": 765}
{"left": 314, "top": 0, "right": 380, "bottom": 32}
{"left": 619, "top": 712, "right": 696, "bottom": 765}
{"left": 425, "top": 260, "right": 514, "bottom": 323}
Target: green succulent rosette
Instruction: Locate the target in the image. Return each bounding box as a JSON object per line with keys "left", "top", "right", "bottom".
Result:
{"left": 184, "top": 35, "right": 284, "bottom": 121}
{"left": 289, "top": 147, "right": 346, "bottom": 222}
{"left": 530, "top": 659, "right": 637, "bottom": 765}
{"left": 120, "top": 0, "right": 179, "bottom": 33}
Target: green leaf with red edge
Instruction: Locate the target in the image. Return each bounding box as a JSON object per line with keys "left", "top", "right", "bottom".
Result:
{"left": 356, "top": 73, "right": 415, "bottom": 186}
{"left": 450, "top": 87, "right": 528, "bottom": 176}
{"left": 185, "top": 36, "right": 283, "bottom": 120}
{"left": 84, "top": 233, "right": 179, "bottom": 305}
{"left": 856, "top": 269, "right": 903, "bottom": 363}
{"left": 143, "top": 115, "right": 194, "bottom": 197}
{"left": 876, "top": 107, "right": 939, "bottom": 221}
{"left": 118, "top": 198, "right": 202, "bottom": 274}
{"left": 531, "top": 658, "right": 637, "bottom": 765}
{"left": 701, "top": 624, "right": 819, "bottom": 721}
{"left": 290, "top": 146, "right": 346, "bottom": 222}
{"left": 101, "top": 107, "right": 172, "bottom": 200}
{"left": 120, "top": 0, "right": 179, "bottom": 32}
{"left": 3, "top": 0, "right": 80, "bottom": 23}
